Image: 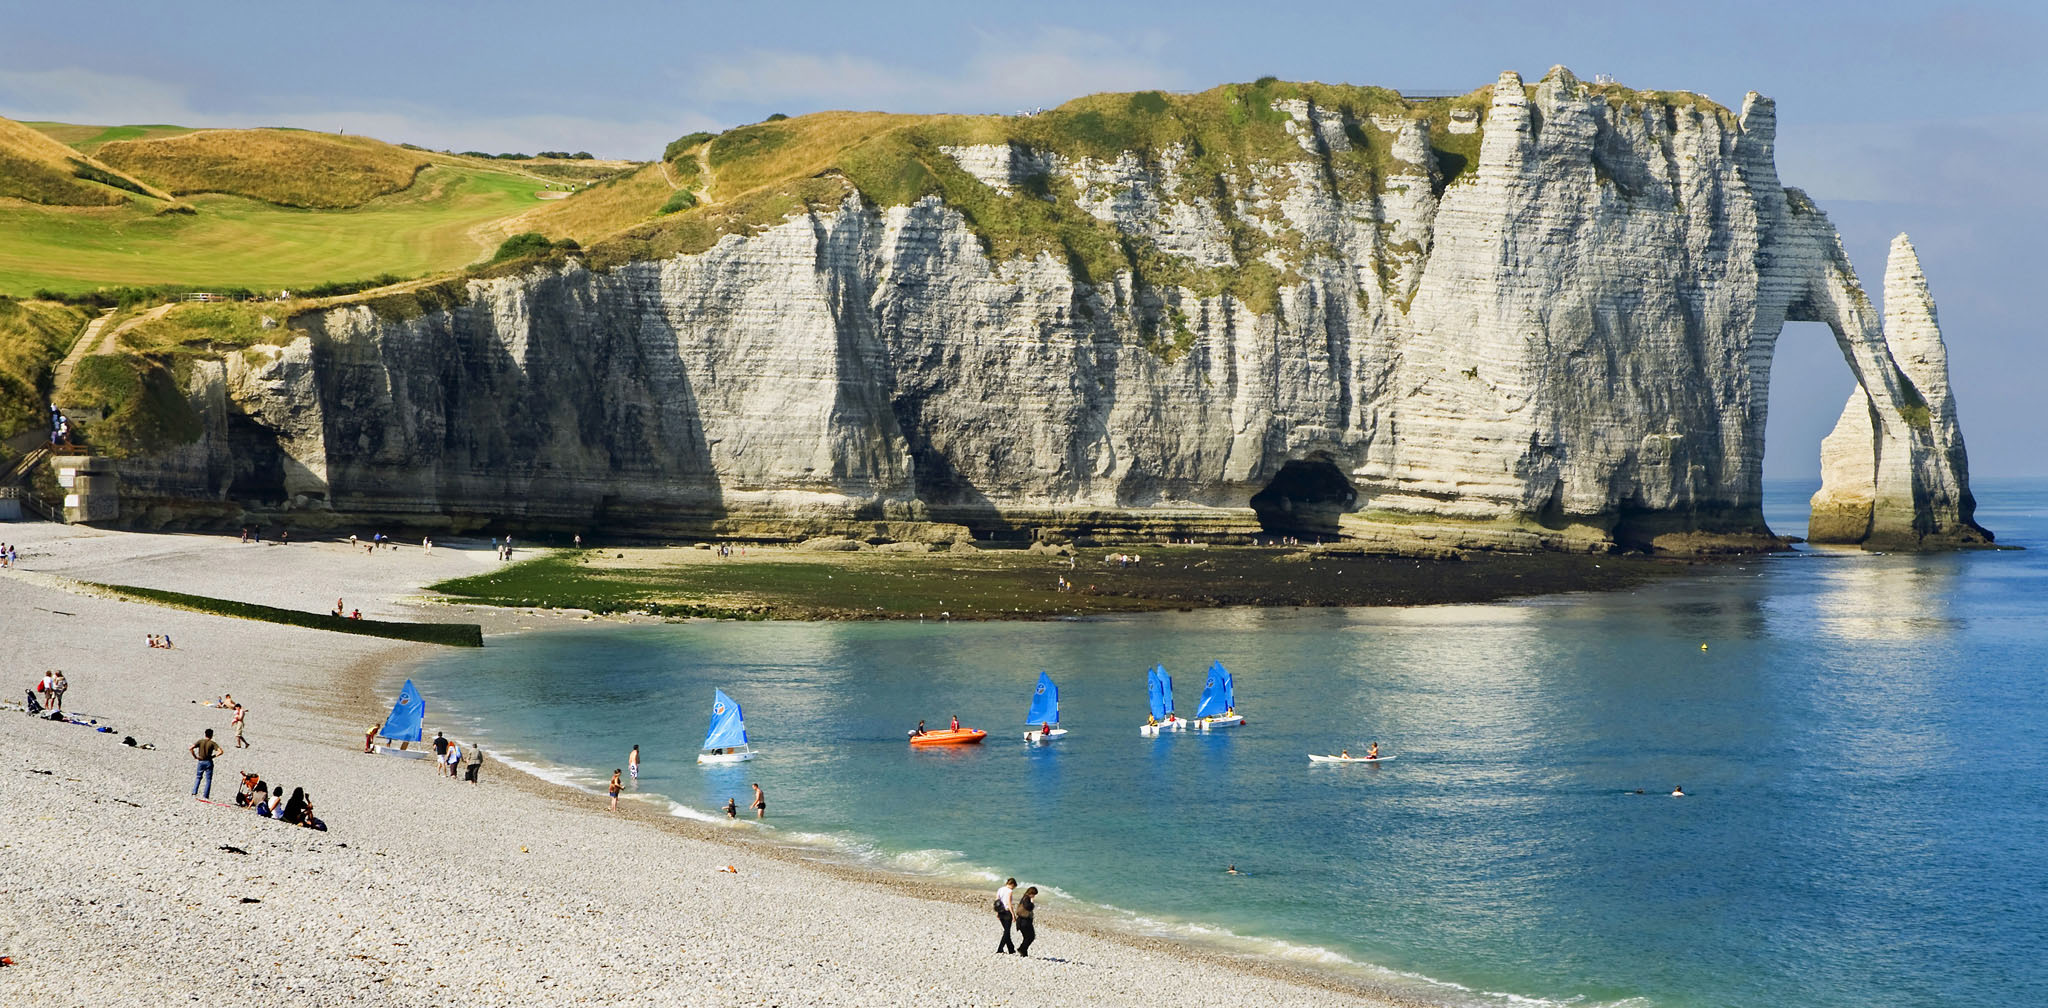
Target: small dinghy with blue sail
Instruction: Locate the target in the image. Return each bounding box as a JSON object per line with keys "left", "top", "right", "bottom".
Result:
{"left": 1192, "top": 661, "right": 1246, "bottom": 730}
{"left": 696, "top": 688, "right": 755, "bottom": 764}
{"left": 1139, "top": 663, "right": 1186, "bottom": 736}
{"left": 370, "top": 678, "right": 432, "bottom": 759}
{"left": 1023, "top": 671, "right": 1067, "bottom": 743}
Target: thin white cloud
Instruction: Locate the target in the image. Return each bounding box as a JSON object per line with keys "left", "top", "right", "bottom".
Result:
{"left": 0, "top": 66, "right": 202, "bottom": 125}
{"left": 695, "top": 27, "right": 1187, "bottom": 114}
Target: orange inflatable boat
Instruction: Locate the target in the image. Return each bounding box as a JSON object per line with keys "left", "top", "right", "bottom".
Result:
{"left": 908, "top": 728, "right": 987, "bottom": 747}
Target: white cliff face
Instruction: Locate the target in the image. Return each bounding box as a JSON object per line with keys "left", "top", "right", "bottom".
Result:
{"left": 132, "top": 68, "right": 1986, "bottom": 551}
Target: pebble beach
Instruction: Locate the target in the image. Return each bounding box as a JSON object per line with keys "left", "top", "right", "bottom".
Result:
{"left": 0, "top": 526, "right": 1423, "bottom": 1007}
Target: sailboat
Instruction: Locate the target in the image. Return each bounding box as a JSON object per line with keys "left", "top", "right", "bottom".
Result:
{"left": 370, "top": 678, "right": 432, "bottom": 759}
{"left": 1139, "top": 663, "right": 1185, "bottom": 736}
{"left": 1022, "top": 671, "right": 1067, "bottom": 743}
{"left": 1192, "top": 661, "right": 1246, "bottom": 730}
{"left": 696, "top": 688, "right": 756, "bottom": 764}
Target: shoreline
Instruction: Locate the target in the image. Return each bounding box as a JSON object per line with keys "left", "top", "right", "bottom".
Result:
{"left": 0, "top": 524, "right": 1445, "bottom": 1007}
{"left": 351, "top": 641, "right": 1449, "bottom": 1006}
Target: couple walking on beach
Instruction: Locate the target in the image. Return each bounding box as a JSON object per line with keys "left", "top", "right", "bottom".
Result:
{"left": 993, "top": 878, "right": 1038, "bottom": 956}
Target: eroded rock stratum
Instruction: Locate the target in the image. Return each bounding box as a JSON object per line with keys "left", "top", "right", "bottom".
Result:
{"left": 118, "top": 68, "right": 1990, "bottom": 552}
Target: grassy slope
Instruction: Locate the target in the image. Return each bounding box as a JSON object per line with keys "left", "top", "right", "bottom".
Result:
{"left": 0, "top": 116, "right": 160, "bottom": 206}
{"left": 0, "top": 299, "right": 87, "bottom": 444}
{"left": 96, "top": 128, "right": 431, "bottom": 209}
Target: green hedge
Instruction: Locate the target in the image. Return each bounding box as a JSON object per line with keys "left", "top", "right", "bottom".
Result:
{"left": 86, "top": 582, "right": 483, "bottom": 647}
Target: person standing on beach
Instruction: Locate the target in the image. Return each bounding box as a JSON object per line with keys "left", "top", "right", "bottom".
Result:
{"left": 994, "top": 878, "right": 1017, "bottom": 954}
{"left": 432, "top": 732, "right": 449, "bottom": 775}
{"left": 47, "top": 671, "right": 66, "bottom": 714}
{"left": 1014, "top": 886, "right": 1037, "bottom": 956}
{"left": 189, "top": 729, "right": 222, "bottom": 799}
{"left": 629, "top": 744, "right": 639, "bottom": 785}
{"left": 750, "top": 782, "right": 766, "bottom": 819}
{"left": 231, "top": 703, "right": 249, "bottom": 748}
{"left": 608, "top": 770, "right": 623, "bottom": 811}
{"left": 444, "top": 739, "right": 463, "bottom": 781}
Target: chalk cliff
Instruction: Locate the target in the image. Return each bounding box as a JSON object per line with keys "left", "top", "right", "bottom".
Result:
{"left": 116, "top": 68, "right": 1989, "bottom": 551}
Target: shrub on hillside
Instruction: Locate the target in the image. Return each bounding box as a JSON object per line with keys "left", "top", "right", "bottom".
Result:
{"left": 659, "top": 189, "right": 698, "bottom": 214}
{"left": 489, "top": 233, "right": 580, "bottom": 265}
{"left": 663, "top": 132, "right": 716, "bottom": 163}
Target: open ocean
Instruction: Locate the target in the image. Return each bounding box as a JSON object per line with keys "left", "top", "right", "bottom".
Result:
{"left": 406, "top": 478, "right": 2048, "bottom": 1008}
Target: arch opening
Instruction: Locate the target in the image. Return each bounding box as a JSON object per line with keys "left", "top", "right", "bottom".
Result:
{"left": 1249, "top": 457, "right": 1357, "bottom": 539}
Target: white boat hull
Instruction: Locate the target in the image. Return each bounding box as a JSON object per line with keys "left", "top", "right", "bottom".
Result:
{"left": 1139, "top": 718, "right": 1189, "bottom": 736}
{"left": 1194, "top": 714, "right": 1246, "bottom": 730}
{"left": 1024, "top": 727, "right": 1069, "bottom": 743}
{"left": 371, "top": 744, "right": 433, "bottom": 760}
{"left": 1308, "top": 754, "right": 1394, "bottom": 763}
{"left": 697, "top": 749, "right": 756, "bottom": 764}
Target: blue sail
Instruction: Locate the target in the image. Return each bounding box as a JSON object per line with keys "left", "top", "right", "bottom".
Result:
{"left": 702, "top": 689, "right": 749, "bottom": 750}
{"left": 1147, "top": 664, "right": 1174, "bottom": 720}
{"left": 1217, "top": 661, "right": 1235, "bottom": 712}
{"left": 1025, "top": 671, "right": 1060, "bottom": 726}
{"left": 380, "top": 678, "right": 424, "bottom": 742}
{"left": 1193, "top": 662, "right": 1230, "bottom": 718}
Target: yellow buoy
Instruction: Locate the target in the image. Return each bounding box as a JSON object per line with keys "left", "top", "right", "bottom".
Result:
{"left": 1700, "top": 643, "right": 1709, "bottom": 652}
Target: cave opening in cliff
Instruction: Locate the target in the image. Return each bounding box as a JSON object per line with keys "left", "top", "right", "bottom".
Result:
{"left": 223, "top": 413, "right": 288, "bottom": 504}
{"left": 1249, "top": 457, "right": 1357, "bottom": 540}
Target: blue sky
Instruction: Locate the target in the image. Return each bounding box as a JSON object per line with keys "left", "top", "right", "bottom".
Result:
{"left": 5, "top": 1, "right": 2041, "bottom": 477}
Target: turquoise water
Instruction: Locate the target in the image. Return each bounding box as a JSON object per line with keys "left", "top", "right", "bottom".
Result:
{"left": 409, "top": 480, "right": 2048, "bottom": 1008}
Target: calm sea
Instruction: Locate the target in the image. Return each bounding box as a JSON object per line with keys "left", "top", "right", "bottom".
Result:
{"left": 407, "top": 479, "right": 2048, "bottom": 1008}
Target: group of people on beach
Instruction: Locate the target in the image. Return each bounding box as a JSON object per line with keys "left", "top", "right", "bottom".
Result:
{"left": 233, "top": 767, "right": 327, "bottom": 831}
{"left": 238, "top": 526, "right": 290, "bottom": 545}
{"left": 0, "top": 541, "right": 19, "bottom": 568}
{"left": 431, "top": 731, "right": 482, "bottom": 782}
{"left": 26, "top": 670, "right": 68, "bottom": 715}
{"left": 146, "top": 633, "right": 176, "bottom": 648}
{"left": 191, "top": 699, "right": 325, "bottom": 829}
{"left": 993, "top": 878, "right": 1040, "bottom": 956}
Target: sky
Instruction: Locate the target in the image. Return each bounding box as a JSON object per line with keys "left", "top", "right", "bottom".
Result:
{"left": 4, "top": 1, "right": 2042, "bottom": 479}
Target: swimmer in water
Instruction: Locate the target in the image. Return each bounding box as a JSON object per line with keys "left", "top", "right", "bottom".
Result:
{"left": 1225, "top": 865, "right": 1243, "bottom": 875}
{"left": 1671, "top": 785, "right": 1686, "bottom": 797}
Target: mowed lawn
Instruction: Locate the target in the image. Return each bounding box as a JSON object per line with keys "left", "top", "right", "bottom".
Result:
{"left": 0, "top": 162, "right": 547, "bottom": 295}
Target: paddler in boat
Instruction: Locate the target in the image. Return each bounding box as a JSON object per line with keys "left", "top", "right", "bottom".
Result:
{"left": 1040, "top": 722, "right": 1053, "bottom": 739}
{"left": 913, "top": 719, "right": 928, "bottom": 737}
{"left": 1366, "top": 741, "right": 1380, "bottom": 759}
{"left": 1339, "top": 749, "right": 1350, "bottom": 759}
{"left": 950, "top": 715, "right": 960, "bottom": 731}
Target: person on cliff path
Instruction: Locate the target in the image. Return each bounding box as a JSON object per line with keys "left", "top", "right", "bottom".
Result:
{"left": 190, "top": 729, "right": 222, "bottom": 799}
{"left": 994, "top": 878, "right": 1017, "bottom": 954}
{"left": 628, "top": 745, "right": 639, "bottom": 784}
{"left": 608, "top": 770, "right": 623, "bottom": 811}
{"left": 751, "top": 783, "right": 766, "bottom": 819}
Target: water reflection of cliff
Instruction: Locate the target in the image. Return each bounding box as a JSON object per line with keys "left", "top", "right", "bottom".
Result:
{"left": 1792, "top": 549, "right": 1964, "bottom": 641}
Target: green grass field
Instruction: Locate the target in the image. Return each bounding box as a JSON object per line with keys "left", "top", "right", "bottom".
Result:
{"left": 0, "top": 162, "right": 545, "bottom": 295}
{"left": 23, "top": 122, "right": 200, "bottom": 154}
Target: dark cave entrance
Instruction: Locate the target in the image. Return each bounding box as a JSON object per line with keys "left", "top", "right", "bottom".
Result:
{"left": 1249, "top": 457, "right": 1357, "bottom": 539}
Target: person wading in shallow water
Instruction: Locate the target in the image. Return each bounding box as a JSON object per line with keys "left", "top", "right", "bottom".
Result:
{"left": 751, "top": 782, "right": 766, "bottom": 819}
